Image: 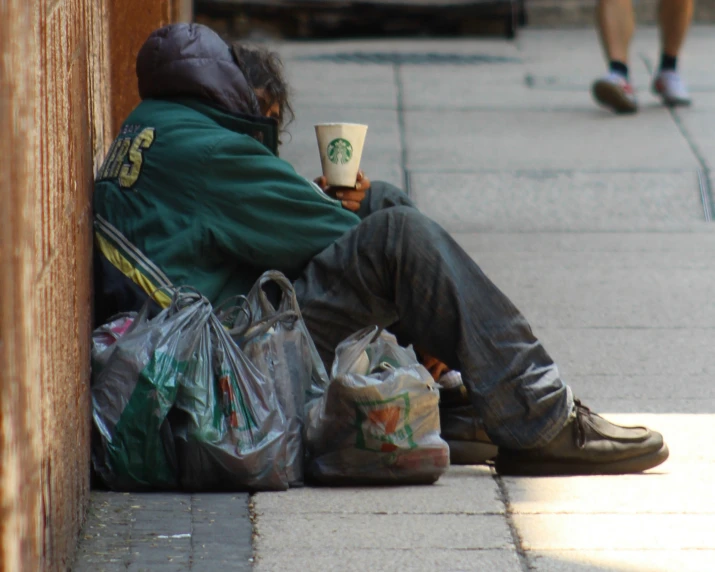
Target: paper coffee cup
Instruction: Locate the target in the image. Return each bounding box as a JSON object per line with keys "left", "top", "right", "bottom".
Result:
{"left": 315, "top": 123, "right": 368, "bottom": 187}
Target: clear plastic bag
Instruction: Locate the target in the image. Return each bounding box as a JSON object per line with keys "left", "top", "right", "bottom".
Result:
{"left": 90, "top": 312, "right": 139, "bottom": 394}
{"left": 305, "top": 326, "right": 450, "bottom": 485}
{"left": 224, "top": 271, "right": 329, "bottom": 486}
{"left": 91, "top": 289, "right": 290, "bottom": 491}
{"left": 91, "top": 313, "right": 136, "bottom": 366}
{"left": 172, "top": 308, "right": 289, "bottom": 491}
{"left": 91, "top": 292, "right": 211, "bottom": 490}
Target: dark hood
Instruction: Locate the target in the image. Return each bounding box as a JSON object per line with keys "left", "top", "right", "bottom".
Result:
{"left": 136, "top": 23, "right": 261, "bottom": 117}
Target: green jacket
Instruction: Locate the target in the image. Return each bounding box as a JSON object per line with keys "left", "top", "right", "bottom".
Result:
{"left": 93, "top": 97, "right": 360, "bottom": 317}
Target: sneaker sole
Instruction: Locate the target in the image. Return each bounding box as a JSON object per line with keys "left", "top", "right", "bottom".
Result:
{"left": 592, "top": 81, "right": 638, "bottom": 114}
{"left": 655, "top": 93, "right": 692, "bottom": 107}
{"left": 447, "top": 440, "right": 498, "bottom": 465}
{"left": 494, "top": 443, "right": 669, "bottom": 476}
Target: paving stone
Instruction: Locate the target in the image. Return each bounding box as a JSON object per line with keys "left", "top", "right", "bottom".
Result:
{"left": 255, "top": 465, "right": 502, "bottom": 516}
{"left": 276, "top": 37, "right": 521, "bottom": 61}
{"left": 451, "top": 230, "right": 715, "bottom": 254}
{"left": 256, "top": 548, "right": 523, "bottom": 572}
{"left": 411, "top": 170, "right": 705, "bottom": 232}
{"left": 677, "top": 92, "right": 715, "bottom": 109}
{"left": 531, "top": 328, "right": 715, "bottom": 379}
{"left": 284, "top": 61, "right": 398, "bottom": 109}
{"left": 404, "top": 109, "right": 699, "bottom": 172}
{"left": 675, "top": 105, "right": 715, "bottom": 171}
{"left": 503, "top": 462, "right": 715, "bottom": 514}
{"left": 401, "top": 62, "right": 596, "bottom": 111}
{"left": 126, "top": 559, "right": 189, "bottom": 572}
{"left": 456, "top": 250, "right": 715, "bottom": 330}
{"left": 529, "top": 550, "right": 715, "bottom": 572}
{"left": 191, "top": 543, "right": 254, "bottom": 572}
{"left": 567, "top": 397, "right": 715, "bottom": 415}
{"left": 74, "top": 551, "right": 131, "bottom": 572}
{"left": 513, "top": 514, "right": 715, "bottom": 550}
{"left": 73, "top": 492, "right": 253, "bottom": 571}
{"left": 562, "top": 376, "right": 715, "bottom": 413}
{"left": 130, "top": 516, "right": 191, "bottom": 533}
{"left": 127, "top": 546, "right": 191, "bottom": 570}
{"left": 255, "top": 514, "right": 513, "bottom": 551}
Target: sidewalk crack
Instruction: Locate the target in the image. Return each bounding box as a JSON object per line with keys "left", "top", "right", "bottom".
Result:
{"left": 492, "top": 470, "right": 533, "bottom": 571}
{"left": 249, "top": 493, "right": 259, "bottom": 566}
{"left": 394, "top": 63, "right": 411, "bottom": 196}
{"left": 189, "top": 494, "right": 195, "bottom": 570}
{"left": 639, "top": 53, "right": 714, "bottom": 222}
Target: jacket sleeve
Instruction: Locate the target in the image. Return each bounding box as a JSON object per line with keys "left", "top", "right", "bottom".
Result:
{"left": 201, "top": 134, "right": 361, "bottom": 277}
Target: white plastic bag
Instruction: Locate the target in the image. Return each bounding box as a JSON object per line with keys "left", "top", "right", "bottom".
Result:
{"left": 305, "top": 326, "right": 450, "bottom": 485}
{"left": 221, "top": 271, "right": 329, "bottom": 486}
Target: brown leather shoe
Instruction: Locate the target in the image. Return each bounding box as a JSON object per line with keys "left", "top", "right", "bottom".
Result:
{"left": 495, "top": 400, "right": 669, "bottom": 476}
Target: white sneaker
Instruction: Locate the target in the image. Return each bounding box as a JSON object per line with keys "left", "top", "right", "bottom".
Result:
{"left": 592, "top": 72, "right": 638, "bottom": 114}
{"left": 652, "top": 70, "right": 692, "bottom": 107}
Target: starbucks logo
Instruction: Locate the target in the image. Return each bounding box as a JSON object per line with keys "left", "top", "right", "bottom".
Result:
{"left": 327, "top": 138, "right": 353, "bottom": 165}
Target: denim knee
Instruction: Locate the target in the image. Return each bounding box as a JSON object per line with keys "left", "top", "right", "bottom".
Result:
{"left": 384, "top": 205, "right": 437, "bottom": 236}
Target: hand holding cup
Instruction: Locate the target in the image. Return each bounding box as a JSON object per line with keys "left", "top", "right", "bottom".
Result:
{"left": 314, "top": 170, "right": 371, "bottom": 212}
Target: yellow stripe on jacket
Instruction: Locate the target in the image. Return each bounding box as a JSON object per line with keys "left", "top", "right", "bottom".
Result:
{"left": 95, "top": 233, "right": 173, "bottom": 309}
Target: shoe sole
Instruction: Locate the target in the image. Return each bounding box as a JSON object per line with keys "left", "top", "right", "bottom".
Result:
{"left": 447, "top": 440, "right": 499, "bottom": 465}
{"left": 592, "top": 81, "right": 638, "bottom": 114}
{"left": 655, "top": 93, "right": 692, "bottom": 107}
{"left": 494, "top": 443, "right": 669, "bottom": 476}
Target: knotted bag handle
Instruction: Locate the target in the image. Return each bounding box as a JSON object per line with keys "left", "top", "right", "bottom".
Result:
{"left": 212, "top": 293, "right": 297, "bottom": 343}
{"left": 254, "top": 271, "right": 302, "bottom": 317}
{"left": 236, "top": 310, "right": 299, "bottom": 344}
{"left": 227, "top": 271, "right": 303, "bottom": 343}
{"left": 214, "top": 294, "right": 253, "bottom": 333}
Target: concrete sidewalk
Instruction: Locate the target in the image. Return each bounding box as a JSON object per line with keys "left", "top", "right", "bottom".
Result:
{"left": 74, "top": 27, "right": 715, "bottom": 571}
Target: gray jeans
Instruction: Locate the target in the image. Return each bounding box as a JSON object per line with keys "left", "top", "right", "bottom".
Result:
{"left": 294, "top": 181, "right": 573, "bottom": 449}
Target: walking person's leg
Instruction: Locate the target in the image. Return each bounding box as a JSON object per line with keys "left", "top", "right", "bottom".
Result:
{"left": 652, "top": 0, "right": 694, "bottom": 106}
{"left": 598, "top": 0, "right": 635, "bottom": 65}
{"left": 592, "top": 0, "right": 639, "bottom": 113}
{"left": 294, "top": 206, "right": 669, "bottom": 475}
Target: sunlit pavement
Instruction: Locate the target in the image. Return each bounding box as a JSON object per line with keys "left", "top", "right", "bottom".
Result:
{"left": 254, "top": 27, "right": 715, "bottom": 571}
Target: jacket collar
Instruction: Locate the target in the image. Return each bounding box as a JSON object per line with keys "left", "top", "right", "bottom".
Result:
{"left": 174, "top": 98, "right": 279, "bottom": 155}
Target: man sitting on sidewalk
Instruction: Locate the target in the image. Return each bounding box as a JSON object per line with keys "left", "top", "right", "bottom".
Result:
{"left": 94, "top": 23, "right": 669, "bottom": 476}
{"left": 592, "top": 0, "right": 693, "bottom": 113}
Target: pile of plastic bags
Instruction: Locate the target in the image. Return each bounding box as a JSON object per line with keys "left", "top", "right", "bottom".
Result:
{"left": 91, "top": 271, "right": 450, "bottom": 491}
